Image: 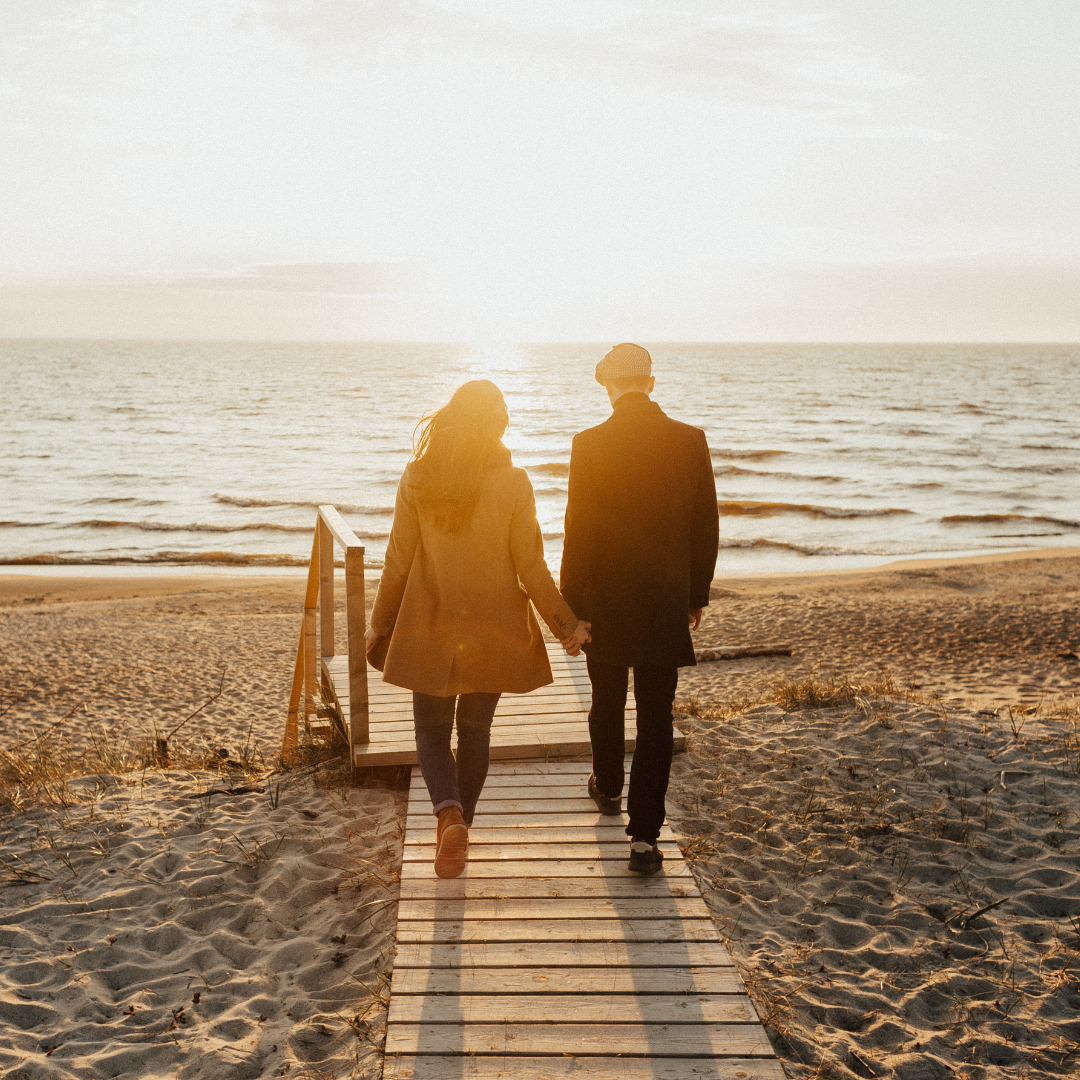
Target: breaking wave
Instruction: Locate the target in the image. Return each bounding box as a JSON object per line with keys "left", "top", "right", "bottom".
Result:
{"left": 68, "top": 519, "right": 313, "bottom": 534}
{"left": 0, "top": 551, "right": 384, "bottom": 569}
{"left": 942, "top": 513, "right": 1080, "bottom": 528}
{"left": 214, "top": 494, "right": 394, "bottom": 515}
{"left": 719, "top": 501, "right": 912, "bottom": 519}
{"left": 718, "top": 538, "right": 845, "bottom": 556}
{"left": 712, "top": 448, "right": 789, "bottom": 460}
{"left": 527, "top": 463, "right": 570, "bottom": 478}
{"left": 714, "top": 465, "right": 845, "bottom": 482}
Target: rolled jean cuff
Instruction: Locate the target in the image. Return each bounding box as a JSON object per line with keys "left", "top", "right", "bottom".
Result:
{"left": 431, "top": 798, "right": 463, "bottom": 816}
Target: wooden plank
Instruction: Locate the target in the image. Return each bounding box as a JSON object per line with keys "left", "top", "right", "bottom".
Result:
{"left": 395, "top": 919, "right": 721, "bottom": 944}
{"left": 473, "top": 760, "right": 599, "bottom": 775}
{"left": 302, "top": 608, "right": 317, "bottom": 727}
{"left": 410, "top": 813, "right": 631, "bottom": 828}
{"left": 400, "top": 860, "right": 693, "bottom": 880}
{"left": 405, "top": 806, "right": 626, "bottom": 822}
{"left": 398, "top": 877, "right": 700, "bottom": 901}
{"left": 317, "top": 503, "right": 365, "bottom": 551}
{"left": 402, "top": 842, "right": 673, "bottom": 861}
{"left": 384, "top": 1022, "right": 773, "bottom": 1057}
{"left": 396, "top": 898, "right": 715, "bottom": 922}
{"left": 363, "top": 705, "right": 606, "bottom": 724}
{"left": 281, "top": 624, "right": 305, "bottom": 753}
{"left": 384, "top": 1056, "right": 786, "bottom": 1080}
{"left": 362, "top": 690, "right": 596, "bottom": 709}
{"left": 470, "top": 771, "right": 600, "bottom": 786}
{"left": 404, "top": 827, "right": 674, "bottom": 844}
{"left": 392, "top": 940, "right": 733, "bottom": 969}
{"left": 390, "top": 966, "right": 741, "bottom": 995}
{"left": 355, "top": 738, "right": 670, "bottom": 769}
{"left": 409, "top": 786, "right": 605, "bottom": 804}
{"left": 344, "top": 544, "right": 369, "bottom": 747}
{"left": 387, "top": 993, "right": 756, "bottom": 1025}
{"left": 318, "top": 516, "right": 334, "bottom": 657}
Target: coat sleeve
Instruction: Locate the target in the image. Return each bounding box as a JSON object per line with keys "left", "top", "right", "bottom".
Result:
{"left": 559, "top": 432, "right": 592, "bottom": 619}
{"left": 688, "top": 431, "right": 719, "bottom": 610}
{"left": 370, "top": 469, "right": 420, "bottom": 637}
{"left": 509, "top": 471, "right": 579, "bottom": 640}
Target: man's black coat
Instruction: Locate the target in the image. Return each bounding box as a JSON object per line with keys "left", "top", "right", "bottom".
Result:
{"left": 560, "top": 392, "right": 719, "bottom": 669}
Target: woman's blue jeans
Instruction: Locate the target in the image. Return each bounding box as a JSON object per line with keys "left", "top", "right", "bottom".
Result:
{"left": 413, "top": 692, "right": 501, "bottom": 825}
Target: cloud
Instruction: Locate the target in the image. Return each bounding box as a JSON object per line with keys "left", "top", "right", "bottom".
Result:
{"left": 243, "top": 0, "right": 916, "bottom": 119}
{"left": 157, "top": 262, "right": 423, "bottom": 295}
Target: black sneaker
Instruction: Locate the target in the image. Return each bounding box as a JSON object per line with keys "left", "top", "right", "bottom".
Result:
{"left": 628, "top": 839, "right": 663, "bottom": 874}
{"left": 587, "top": 773, "right": 622, "bottom": 816}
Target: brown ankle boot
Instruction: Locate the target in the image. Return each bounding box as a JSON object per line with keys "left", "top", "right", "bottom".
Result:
{"left": 434, "top": 806, "right": 468, "bottom": 879}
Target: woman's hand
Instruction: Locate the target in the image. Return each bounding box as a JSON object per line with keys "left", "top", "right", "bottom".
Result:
{"left": 561, "top": 620, "right": 592, "bottom": 656}
{"left": 364, "top": 628, "right": 384, "bottom": 653}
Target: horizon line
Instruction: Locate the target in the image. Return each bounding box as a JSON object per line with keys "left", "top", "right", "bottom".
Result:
{"left": 2, "top": 337, "right": 1079, "bottom": 347}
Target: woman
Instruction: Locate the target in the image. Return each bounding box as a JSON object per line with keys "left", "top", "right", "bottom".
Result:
{"left": 365, "top": 380, "right": 590, "bottom": 878}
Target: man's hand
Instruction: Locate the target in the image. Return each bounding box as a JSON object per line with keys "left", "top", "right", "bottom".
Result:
{"left": 561, "top": 620, "right": 592, "bottom": 656}
{"left": 689, "top": 608, "right": 704, "bottom": 631}
{"left": 364, "top": 628, "right": 383, "bottom": 653}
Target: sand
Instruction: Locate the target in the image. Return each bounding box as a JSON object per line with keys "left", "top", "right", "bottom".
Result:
{"left": 1, "top": 549, "right": 1079, "bottom": 1078}
{"left": 0, "top": 769, "right": 404, "bottom": 1080}
{"left": 684, "top": 548, "right": 1080, "bottom": 710}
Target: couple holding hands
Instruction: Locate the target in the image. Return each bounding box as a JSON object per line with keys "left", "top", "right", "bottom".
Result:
{"left": 364, "top": 343, "right": 719, "bottom": 878}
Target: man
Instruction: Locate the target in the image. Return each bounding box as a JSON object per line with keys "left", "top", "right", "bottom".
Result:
{"left": 560, "top": 343, "right": 719, "bottom": 873}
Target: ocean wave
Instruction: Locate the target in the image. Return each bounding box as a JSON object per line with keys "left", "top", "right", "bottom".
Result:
{"left": 0, "top": 551, "right": 384, "bottom": 569}
{"left": 527, "top": 463, "right": 570, "bottom": 477}
{"left": 719, "top": 501, "right": 911, "bottom": 519}
{"left": 214, "top": 494, "right": 395, "bottom": 514}
{"left": 67, "top": 519, "right": 313, "bottom": 534}
{"left": 712, "top": 448, "right": 789, "bottom": 460}
{"left": 83, "top": 496, "right": 167, "bottom": 506}
{"left": 0, "top": 521, "right": 49, "bottom": 529}
{"left": 942, "top": 513, "right": 1080, "bottom": 528}
{"left": 541, "top": 531, "right": 564, "bottom": 541}
{"left": 714, "top": 465, "right": 845, "bottom": 482}
{"left": 718, "top": 538, "right": 844, "bottom": 556}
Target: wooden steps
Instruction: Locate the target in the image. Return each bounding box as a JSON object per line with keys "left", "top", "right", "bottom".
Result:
{"left": 384, "top": 757, "right": 783, "bottom": 1079}
{"left": 323, "top": 641, "right": 688, "bottom": 767}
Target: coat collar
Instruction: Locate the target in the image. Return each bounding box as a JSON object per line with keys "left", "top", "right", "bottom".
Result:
{"left": 486, "top": 443, "right": 513, "bottom": 468}
{"left": 610, "top": 392, "right": 663, "bottom": 419}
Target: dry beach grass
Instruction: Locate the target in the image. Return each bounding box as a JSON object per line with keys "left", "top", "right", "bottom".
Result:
{"left": 1, "top": 549, "right": 1078, "bottom": 1078}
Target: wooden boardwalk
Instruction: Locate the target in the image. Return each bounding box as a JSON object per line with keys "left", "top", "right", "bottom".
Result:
{"left": 383, "top": 756, "right": 783, "bottom": 1079}
{"left": 324, "top": 642, "right": 684, "bottom": 769}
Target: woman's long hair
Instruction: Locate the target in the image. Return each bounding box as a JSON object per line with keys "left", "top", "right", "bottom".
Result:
{"left": 409, "top": 380, "right": 509, "bottom": 534}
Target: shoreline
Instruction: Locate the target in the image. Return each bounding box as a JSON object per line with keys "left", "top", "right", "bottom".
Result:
{"left": 2, "top": 543, "right": 1079, "bottom": 604}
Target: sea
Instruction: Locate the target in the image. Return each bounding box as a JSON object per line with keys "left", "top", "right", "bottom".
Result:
{"left": 2, "top": 341, "right": 1078, "bottom": 578}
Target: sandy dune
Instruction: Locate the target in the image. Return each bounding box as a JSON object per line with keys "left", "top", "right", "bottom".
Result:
{"left": 0, "top": 766, "right": 404, "bottom": 1079}
{"left": 668, "top": 695, "right": 1080, "bottom": 1078}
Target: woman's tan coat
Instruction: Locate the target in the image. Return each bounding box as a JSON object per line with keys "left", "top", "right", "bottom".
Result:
{"left": 370, "top": 448, "right": 578, "bottom": 697}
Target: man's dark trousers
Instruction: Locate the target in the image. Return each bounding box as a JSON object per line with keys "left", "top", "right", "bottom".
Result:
{"left": 586, "top": 655, "right": 678, "bottom": 843}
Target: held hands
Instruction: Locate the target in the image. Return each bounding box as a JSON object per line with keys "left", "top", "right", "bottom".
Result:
{"left": 561, "top": 620, "right": 592, "bottom": 656}
{"left": 689, "top": 607, "right": 704, "bottom": 631}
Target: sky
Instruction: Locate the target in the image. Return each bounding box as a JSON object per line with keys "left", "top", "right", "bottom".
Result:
{"left": 1, "top": 0, "right": 1078, "bottom": 341}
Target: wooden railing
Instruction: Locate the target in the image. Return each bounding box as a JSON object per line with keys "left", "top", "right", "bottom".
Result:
{"left": 282, "top": 505, "right": 369, "bottom": 758}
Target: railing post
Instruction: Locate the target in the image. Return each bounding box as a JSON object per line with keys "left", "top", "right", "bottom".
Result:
{"left": 318, "top": 514, "right": 335, "bottom": 657}
{"left": 302, "top": 525, "right": 320, "bottom": 729}
{"left": 345, "top": 544, "right": 370, "bottom": 747}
